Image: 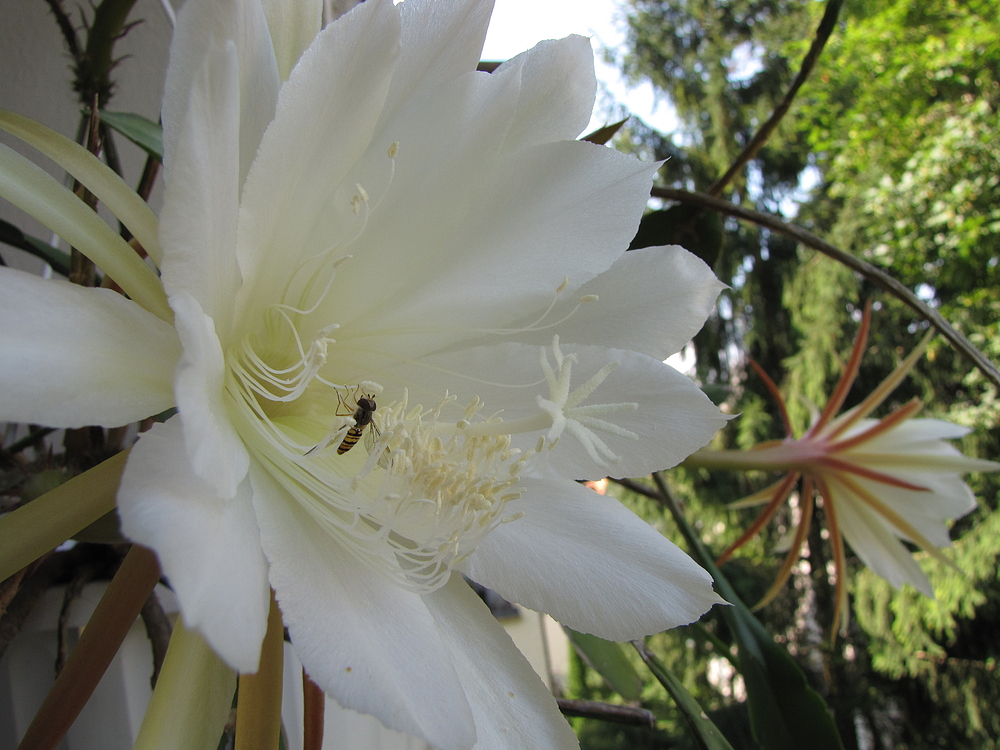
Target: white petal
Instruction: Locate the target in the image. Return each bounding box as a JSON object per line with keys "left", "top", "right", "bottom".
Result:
{"left": 509, "top": 246, "right": 725, "bottom": 359}
{"left": 0, "top": 268, "right": 178, "bottom": 427}
{"left": 496, "top": 35, "right": 597, "bottom": 150}
{"left": 171, "top": 293, "right": 250, "bottom": 499}
{"left": 851, "top": 473, "right": 975, "bottom": 549}
{"left": 333, "top": 142, "right": 657, "bottom": 366}
{"left": 233, "top": 0, "right": 400, "bottom": 319}
{"left": 378, "top": 342, "right": 727, "bottom": 480}
{"left": 834, "top": 491, "right": 934, "bottom": 596}
{"left": 160, "top": 42, "right": 243, "bottom": 339}
{"left": 260, "top": 0, "right": 322, "bottom": 80}
{"left": 118, "top": 418, "right": 271, "bottom": 672}
{"left": 162, "top": 0, "right": 279, "bottom": 191}
{"left": 856, "top": 418, "right": 1000, "bottom": 473}
{"left": 461, "top": 478, "right": 724, "bottom": 640}
{"left": 248, "top": 464, "right": 477, "bottom": 750}
{"left": 382, "top": 0, "right": 494, "bottom": 128}
{"left": 424, "top": 576, "right": 579, "bottom": 750}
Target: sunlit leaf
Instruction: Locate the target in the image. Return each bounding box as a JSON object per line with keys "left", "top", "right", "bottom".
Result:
{"left": 582, "top": 117, "right": 629, "bottom": 146}
{"left": 565, "top": 628, "right": 642, "bottom": 701}
{"left": 634, "top": 639, "right": 736, "bottom": 750}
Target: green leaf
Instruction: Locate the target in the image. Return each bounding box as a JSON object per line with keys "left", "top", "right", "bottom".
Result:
{"left": 0, "top": 218, "right": 72, "bottom": 276}
{"left": 633, "top": 640, "right": 736, "bottom": 750}
{"left": 565, "top": 628, "right": 643, "bottom": 701}
{"left": 582, "top": 117, "right": 630, "bottom": 146}
{"left": 652, "top": 473, "right": 845, "bottom": 750}
{"left": 99, "top": 110, "right": 163, "bottom": 160}
{"left": 720, "top": 599, "right": 844, "bottom": 750}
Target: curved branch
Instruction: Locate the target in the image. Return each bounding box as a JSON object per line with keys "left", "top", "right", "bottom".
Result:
{"left": 707, "top": 0, "right": 844, "bottom": 197}
{"left": 652, "top": 187, "right": 1000, "bottom": 389}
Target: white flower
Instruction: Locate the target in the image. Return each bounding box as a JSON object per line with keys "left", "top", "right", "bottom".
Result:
{"left": 0, "top": 0, "right": 729, "bottom": 747}
{"left": 691, "top": 306, "right": 999, "bottom": 635}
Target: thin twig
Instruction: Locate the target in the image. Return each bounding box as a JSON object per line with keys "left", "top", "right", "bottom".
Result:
{"left": 609, "top": 477, "right": 660, "bottom": 502}
{"left": 139, "top": 590, "right": 172, "bottom": 689}
{"left": 557, "top": 699, "right": 657, "bottom": 729}
{"left": 706, "top": 0, "right": 844, "bottom": 197}
{"left": 1, "top": 427, "right": 56, "bottom": 461}
{"left": 652, "top": 187, "right": 1000, "bottom": 389}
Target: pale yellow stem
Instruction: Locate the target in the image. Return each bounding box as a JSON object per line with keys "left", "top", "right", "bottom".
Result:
{"left": 0, "top": 143, "right": 171, "bottom": 321}
{"left": 134, "top": 621, "right": 238, "bottom": 750}
{"left": 235, "top": 591, "right": 285, "bottom": 750}
{"left": 0, "top": 450, "right": 127, "bottom": 581}
{"left": 0, "top": 109, "right": 163, "bottom": 266}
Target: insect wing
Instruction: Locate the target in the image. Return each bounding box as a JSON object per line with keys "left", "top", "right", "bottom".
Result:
{"left": 363, "top": 418, "right": 381, "bottom": 454}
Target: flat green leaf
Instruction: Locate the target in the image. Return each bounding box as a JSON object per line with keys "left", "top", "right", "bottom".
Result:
{"left": 99, "top": 110, "right": 163, "bottom": 160}
{"left": 633, "top": 640, "right": 736, "bottom": 750}
{"left": 582, "top": 117, "right": 629, "bottom": 146}
{"left": 565, "top": 628, "right": 642, "bottom": 701}
{"left": 135, "top": 622, "right": 237, "bottom": 750}
{"left": 652, "top": 473, "right": 845, "bottom": 750}
{"left": 720, "top": 598, "right": 843, "bottom": 750}
{"left": 0, "top": 218, "right": 72, "bottom": 276}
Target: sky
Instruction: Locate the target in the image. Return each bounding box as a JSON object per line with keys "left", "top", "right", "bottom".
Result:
{"left": 480, "top": 0, "right": 680, "bottom": 135}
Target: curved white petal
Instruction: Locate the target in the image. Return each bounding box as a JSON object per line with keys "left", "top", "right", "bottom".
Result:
{"left": 162, "top": 0, "right": 279, "bottom": 191}
{"left": 424, "top": 576, "right": 579, "bottom": 750}
{"left": 383, "top": 0, "right": 494, "bottom": 128}
{"left": 509, "top": 246, "right": 725, "bottom": 359}
{"left": 378, "top": 342, "right": 726, "bottom": 480}
{"left": 0, "top": 268, "right": 179, "bottom": 427}
{"left": 248, "top": 464, "right": 476, "bottom": 750}
{"left": 853, "top": 418, "right": 1000, "bottom": 473}
{"left": 833, "top": 489, "right": 934, "bottom": 596}
{"left": 461, "top": 478, "right": 724, "bottom": 640}
{"left": 233, "top": 0, "right": 401, "bottom": 318}
{"left": 260, "top": 0, "right": 322, "bottom": 80}
{"left": 332, "top": 142, "right": 658, "bottom": 366}
{"left": 118, "top": 418, "right": 271, "bottom": 672}
{"left": 851, "top": 472, "right": 975, "bottom": 549}
{"left": 496, "top": 35, "right": 597, "bottom": 150}
{"left": 171, "top": 293, "right": 250, "bottom": 499}
{"left": 160, "top": 42, "right": 243, "bottom": 338}
{"left": 864, "top": 417, "right": 971, "bottom": 445}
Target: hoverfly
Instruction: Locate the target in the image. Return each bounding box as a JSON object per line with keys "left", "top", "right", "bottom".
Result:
{"left": 337, "top": 393, "right": 379, "bottom": 455}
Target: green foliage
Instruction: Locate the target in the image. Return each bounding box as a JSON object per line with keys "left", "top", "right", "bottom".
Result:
{"left": 616, "top": 0, "right": 1000, "bottom": 746}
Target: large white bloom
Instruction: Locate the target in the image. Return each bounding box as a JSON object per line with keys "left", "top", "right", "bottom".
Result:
{"left": 0, "top": 0, "right": 729, "bottom": 746}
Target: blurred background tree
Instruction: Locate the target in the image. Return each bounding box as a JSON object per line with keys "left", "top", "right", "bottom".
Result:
{"left": 564, "top": 1, "right": 1000, "bottom": 748}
